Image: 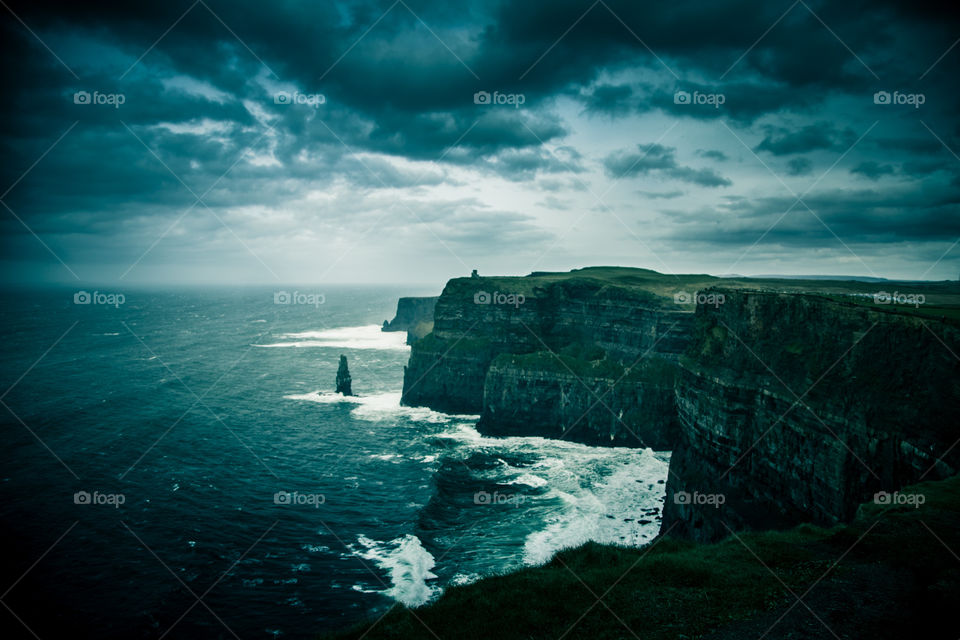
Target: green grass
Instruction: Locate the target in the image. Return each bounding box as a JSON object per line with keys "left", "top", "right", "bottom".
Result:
{"left": 819, "top": 293, "right": 960, "bottom": 324}
{"left": 323, "top": 475, "right": 960, "bottom": 639}
{"left": 450, "top": 266, "right": 960, "bottom": 308}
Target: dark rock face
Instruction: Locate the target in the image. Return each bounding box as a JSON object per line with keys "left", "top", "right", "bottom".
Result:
{"left": 477, "top": 355, "right": 680, "bottom": 449}
{"left": 401, "top": 275, "right": 694, "bottom": 417}
{"left": 662, "top": 289, "right": 960, "bottom": 541}
{"left": 335, "top": 355, "right": 353, "bottom": 396}
{"left": 399, "top": 272, "right": 960, "bottom": 542}
{"left": 382, "top": 296, "right": 438, "bottom": 344}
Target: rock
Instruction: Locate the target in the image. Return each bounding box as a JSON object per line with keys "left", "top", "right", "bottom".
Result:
{"left": 477, "top": 354, "right": 680, "bottom": 449}
{"left": 661, "top": 288, "right": 960, "bottom": 541}
{"left": 382, "top": 297, "right": 438, "bottom": 345}
{"left": 335, "top": 355, "right": 353, "bottom": 396}
{"left": 398, "top": 268, "right": 960, "bottom": 542}
{"left": 401, "top": 271, "right": 694, "bottom": 431}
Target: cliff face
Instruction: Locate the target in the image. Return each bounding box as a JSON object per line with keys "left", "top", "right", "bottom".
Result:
{"left": 382, "top": 296, "right": 438, "bottom": 343}
{"left": 662, "top": 289, "right": 960, "bottom": 541}
{"left": 400, "top": 273, "right": 695, "bottom": 426}
{"left": 477, "top": 354, "right": 680, "bottom": 448}
{"left": 399, "top": 270, "right": 960, "bottom": 541}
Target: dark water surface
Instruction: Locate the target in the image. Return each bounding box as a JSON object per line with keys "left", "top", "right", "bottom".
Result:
{"left": 0, "top": 286, "right": 668, "bottom": 639}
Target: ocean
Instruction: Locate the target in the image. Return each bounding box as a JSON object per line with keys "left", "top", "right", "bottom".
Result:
{"left": 0, "top": 286, "right": 669, "bottom": 639}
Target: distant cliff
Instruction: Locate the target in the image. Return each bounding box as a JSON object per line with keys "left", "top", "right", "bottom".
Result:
{"left": 399, "top": 268, "right": 960, "bottom": 540}
{"left": 382, "top": 296, "right": 438, "bottom": 344}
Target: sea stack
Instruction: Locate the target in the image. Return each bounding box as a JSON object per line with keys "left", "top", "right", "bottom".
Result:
{"left": 335, "top": 355, "right": 353, "bottom": 396}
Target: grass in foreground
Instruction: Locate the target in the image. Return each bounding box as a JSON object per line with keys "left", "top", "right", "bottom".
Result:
{"left": 324, "top": 475, "right": 960, "bottom": 639}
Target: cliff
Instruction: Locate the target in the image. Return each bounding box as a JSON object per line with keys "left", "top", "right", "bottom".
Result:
{"left": 382, "top": 296, "right": 438, "bottom": 344}
{"left": 400, "top": 268, "right": 696, "bottom": 436}
{"left": 477, "top": 351, "right": 680, "bottom": 448}
{"left": 399, "top": 267, "right": 960, "bottom": 539}
{"left": 662, "top": 288, "right": 960, "bottom": 541}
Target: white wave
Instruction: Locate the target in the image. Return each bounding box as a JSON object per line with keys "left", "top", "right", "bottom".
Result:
{"left": 285, "top": 390, "right": 479, "bottom": 424}
{"left": 351, "top": 583, "right": 378, "bottom": 594}
{"left": 301, "top": 544, "right": 329, "bottom": 553}
{"left": 449, "top": 572, "right": 482, "bottom": 587}
{"left": 522, "top": 452, "right": 669, "bottom": 566}
{"left": 434, "top": 423, "right": 669, "bottom": 566}
{"left": 506, "top": 473, "right": 549, "bottom": 488}
{"left": 254, "top": 324, "right": 409, "bottom": 350}
{"left": 351, "top": 534, "right": 438, "bottom": 607}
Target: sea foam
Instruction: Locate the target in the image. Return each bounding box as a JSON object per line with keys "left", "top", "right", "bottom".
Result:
{"left": 285, "top": 390, "right": 478, "bottom": 424}
{"left": 351, "top": 534, "right": 438, "bottom": 607}
{"left": 254, "top": 325, "right": 409, "bottom": 350}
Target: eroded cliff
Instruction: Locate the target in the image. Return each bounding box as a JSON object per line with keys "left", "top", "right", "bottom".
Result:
{"left": 662, "top": 288, "right": 960, "bottom": 540}
{"left": 478, "top": 352, "right": 680, "bottom": 448}
{"left": 399, "top": 268, "right": 960, "bottom": 540}
{"left": 400, "top": 268, "right": 695, "bottom": 428}
{"left": 382, "top": 296, "right": 438, "bottom": 343}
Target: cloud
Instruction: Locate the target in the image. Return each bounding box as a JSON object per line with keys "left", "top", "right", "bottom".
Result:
{"left": 668, "top": 185, "right": 960, "bottom": 246}
{"left": 755, "top": 123, "right": 856, "bottom": 156}
{"left": 638, "top": 190, "right": 685, "bottom": 199}
{"left": 1, "top": 0, "right": 959, "bottom": 282}
{"left": 851, "top": 161, "right": 896, "bottom": 180}
{"left": 786, "top": 157, "right": 813, "bottom": 176}
{"left": 603, "top": 144, "right": 731, "bottom": 187}
{"left": 697, "top": 149, "right": 728, "bottom": 161}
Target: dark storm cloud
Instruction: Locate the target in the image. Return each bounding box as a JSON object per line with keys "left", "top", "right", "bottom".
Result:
{"left": 604, "top": 144, "right": 731, "bottom": 187}
{"left": 580, "top": 83, "right": 635, "bottom": 118}
{"left": 851, "top": 161, "right": 896, "bottom": 180}
{"left": 698, "top": 150, "right": 728, "bottom": 161}
{"left": 667, "top": 184, "right": 960, "bottom": 246}
{"left": 481, "top": 145, "right": 585, "bottom": 182}
{"left": 1, "top": 0, "right": 959, "bottom": 282}
{"left": 638, "top": 190, "right": 685, "bottom": 200}
{"left": 786, "top": 157, "right": 814, "bottom": 176}
{"left": 754, "top": 123, "right": 856, "bottom": 156}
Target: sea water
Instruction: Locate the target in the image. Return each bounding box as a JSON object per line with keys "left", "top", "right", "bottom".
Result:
{"left": 0, "top": 286, "right": 668, "bottom": 638}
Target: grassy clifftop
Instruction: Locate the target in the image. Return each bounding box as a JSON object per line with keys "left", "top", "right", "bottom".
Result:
{"left": 326, "top": 475, "right": 960, "bottom": 639}
{"left": 450, "top": 266, "right": 960, "bottom": 309}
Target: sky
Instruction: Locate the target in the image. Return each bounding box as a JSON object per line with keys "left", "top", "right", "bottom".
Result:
{"left": 1, "top": 0, "right": 958, "bottom": 286}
